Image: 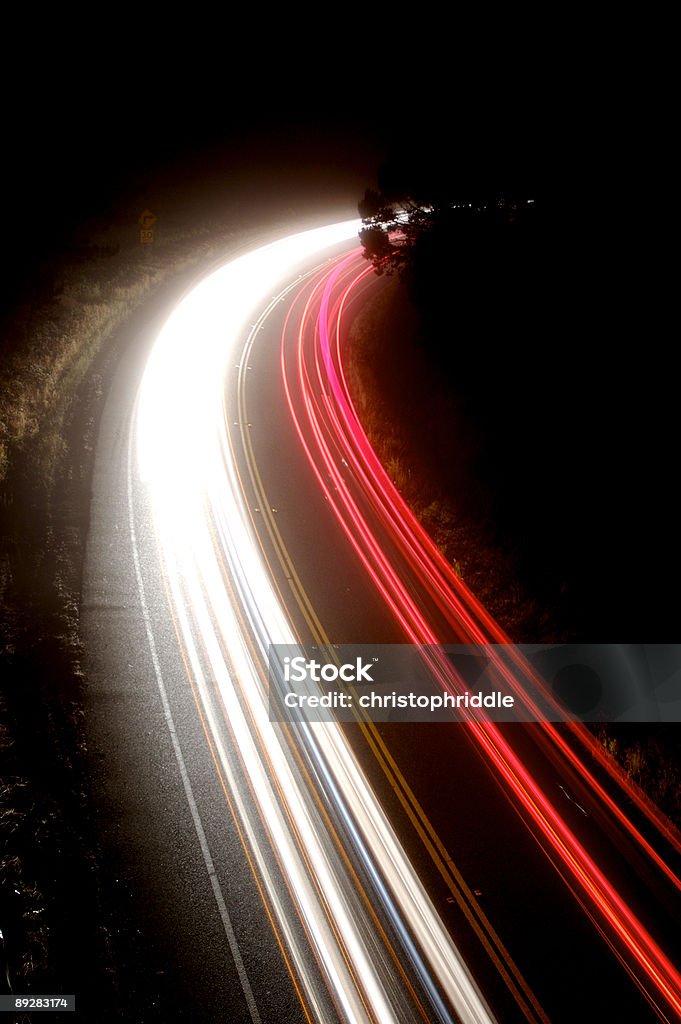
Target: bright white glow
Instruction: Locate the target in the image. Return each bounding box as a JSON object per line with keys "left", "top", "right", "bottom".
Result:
{"left": 134, "top": 220, "right": 496, "bottom": 1024}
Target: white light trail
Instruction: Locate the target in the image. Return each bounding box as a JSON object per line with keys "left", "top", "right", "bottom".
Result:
{"left": 134, "top": 220, "right": 497, "bottom": 1024}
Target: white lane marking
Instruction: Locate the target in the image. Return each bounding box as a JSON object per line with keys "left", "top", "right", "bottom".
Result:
{"left": 126, "top": 405, "right": 263, "bottom": 1024}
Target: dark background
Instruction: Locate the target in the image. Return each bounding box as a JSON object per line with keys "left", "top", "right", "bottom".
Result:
{"left": 2, "top": 23, "right": 674, "bottom": 639}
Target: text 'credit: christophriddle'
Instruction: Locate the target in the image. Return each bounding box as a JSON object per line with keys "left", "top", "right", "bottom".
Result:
{"left": 268, "top": 644, "right": 681, "bottom": 724}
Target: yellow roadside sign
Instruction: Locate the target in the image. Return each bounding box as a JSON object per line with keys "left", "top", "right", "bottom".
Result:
{"left": 138, "top": 209, "right": 158, "bottom": 229}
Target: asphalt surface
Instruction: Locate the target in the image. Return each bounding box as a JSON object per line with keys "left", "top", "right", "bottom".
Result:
{"left": 81, "top": 258, "right": 311, "bottom": 1024}
{"left": 237, "top": 246, "right": 680, "bottom": 1023}
{"left": 81, "top": 225, "right": 680, "bottom": 1024}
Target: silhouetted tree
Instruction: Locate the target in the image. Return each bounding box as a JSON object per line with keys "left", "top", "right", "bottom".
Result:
{"left": 358, "top": 137, "right": 539, "bottom": 278}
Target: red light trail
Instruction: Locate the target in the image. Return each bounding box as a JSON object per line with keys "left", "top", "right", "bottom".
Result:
{"left": 280, "top": 247, "right": 681, "bottom": 1021}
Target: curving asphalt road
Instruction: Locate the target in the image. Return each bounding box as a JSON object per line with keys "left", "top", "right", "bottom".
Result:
{"left": 82, "top": 221, "right": 681, "bottom": 1024}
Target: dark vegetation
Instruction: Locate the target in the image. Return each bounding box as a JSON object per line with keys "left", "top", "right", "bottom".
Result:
{"left": 355, "top": 141, "right": 680, "bottom": 826}
{"left": 347, "top": 277, "right": 552, "bottom": 641}
{"left": 0, "top": 221, "right": 267, "bottom": 1018}
{"left": 359, "top": 150, "right": 674, "bottom": 639}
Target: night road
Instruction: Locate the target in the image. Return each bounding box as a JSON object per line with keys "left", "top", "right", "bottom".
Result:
{"left": 81, "top": 221, "right": 681, "bottom": 1024}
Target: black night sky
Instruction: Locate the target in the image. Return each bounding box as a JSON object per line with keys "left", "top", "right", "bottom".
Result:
{"left": 3, "top": 24, "right": 558, "bottom": 303}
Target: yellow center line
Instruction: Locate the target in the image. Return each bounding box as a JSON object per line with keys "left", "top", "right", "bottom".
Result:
{"left": 233, "top": 264, "right": 551, "bottom": 1024}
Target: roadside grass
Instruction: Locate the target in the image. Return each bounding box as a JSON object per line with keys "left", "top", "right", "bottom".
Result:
{"left": 0, "top": 219, "right": 248, "bottom": 1008}
{"left": 0, "top": 230, "right": 222, "bottom": 489}
{"left": 346, "top": 275, "right": 681, "bottom": 832}
{"left": 346, "top": 276, "right": 548, "bottom": 640}
{"left": 596, "top": 725, "right": 681, "bottom": 829}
